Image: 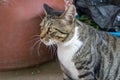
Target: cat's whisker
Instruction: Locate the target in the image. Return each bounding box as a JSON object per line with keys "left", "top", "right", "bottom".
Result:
{"left": 48, "top": 45, "right": 53, "bottom": 57}
{"left": 29, "top": 35, "right": 40, "bottom": 41}
{"left": 26, "top": 38, "right": 40, "bottom": 47}
{"left": 47, "top": 45, "right": 50, "bottom": 50}
{"left": 49, "top": 46, "right": 52, "bottom": 56}
{"left": 46, "top": 45, "right": 52, "bottom": 57}
{"left": 51, "top": 44, "right": 57, "bottom": 57}
{"left": 32, "top": 37, "right": 40, "bottom": 41}
{"left": 28, "top": 35, "right": 41, "bottom": 43}
{"left": 31, "top": 35, "right": 41, "bottom": 39}
{"left": 31, "top": 39, "right": 41, "bottom": 54}
{"left": 31, "top": 40, "right": 40, "bottom": 49}
{"left": 37, "top": 41, "right": 42, "bottom": 56}
{"left": 47, "top": 46, "right": 50, "bottom": 52}
{"left": 28, "top": 37, "right": 41, "bottom": 44}
{"left": 53, "top": 45, "right": 56, "bottom": 52}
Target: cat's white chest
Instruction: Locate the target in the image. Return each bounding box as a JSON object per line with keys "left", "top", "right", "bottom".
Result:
{"left": 57, "top": 27, "right": 83, "bottom": 79}
{"left": 57, "top": 40, "right": 82, "bottom": 79}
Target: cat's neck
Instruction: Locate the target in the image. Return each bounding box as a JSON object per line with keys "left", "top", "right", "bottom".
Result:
{"left": 57, "top": 25, "right": 80, "bottom": 47}
{"left": 75, "top": 19, "right": 99, "bottom": 42}
{"left": 57, "top": 19, "right": 87, "bottom": 46}
{"left": 57, "top": 19, "right": 99, "bottom": 46}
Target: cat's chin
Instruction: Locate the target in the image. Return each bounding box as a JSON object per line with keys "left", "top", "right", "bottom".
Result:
{"left": 44, "top": 42, "right": 54, "bottom": 46}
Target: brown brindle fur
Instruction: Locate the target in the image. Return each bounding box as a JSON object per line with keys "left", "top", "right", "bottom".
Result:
{"left": 40, "top": 4, "right": 120, "bottom": 80}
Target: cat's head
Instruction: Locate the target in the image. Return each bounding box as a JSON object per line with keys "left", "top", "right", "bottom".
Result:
{"left": 40, "top": 4, "right": 76, "bottom": 45}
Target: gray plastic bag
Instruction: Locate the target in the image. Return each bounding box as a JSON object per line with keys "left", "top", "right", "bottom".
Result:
{"left": 73, "top": 0, "right": 120, "bottom": 31}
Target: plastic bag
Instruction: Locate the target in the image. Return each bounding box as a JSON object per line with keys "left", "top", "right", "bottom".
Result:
{"left": 73, "top": 0, "right": 120, "bottom": 32}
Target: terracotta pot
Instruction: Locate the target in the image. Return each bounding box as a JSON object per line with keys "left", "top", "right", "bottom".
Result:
{"left": 0, "top": 0, "right": 64, "bottom": 71}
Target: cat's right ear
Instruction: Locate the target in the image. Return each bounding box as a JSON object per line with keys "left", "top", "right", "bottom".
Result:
{"left": 60, "top": 4, "right": 76, "bottom": 23}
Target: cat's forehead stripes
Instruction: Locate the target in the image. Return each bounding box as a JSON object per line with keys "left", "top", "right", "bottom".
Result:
{"left": 46, "top": 15, "right": 57, "bottom": 20}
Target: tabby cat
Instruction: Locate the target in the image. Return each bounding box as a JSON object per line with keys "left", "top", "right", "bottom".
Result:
{"left": 40, "top": 4, "right": 120, "bottom": 80}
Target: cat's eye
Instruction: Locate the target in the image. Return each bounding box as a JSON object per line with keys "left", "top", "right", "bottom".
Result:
{"left": 47, "top": 27, "right": 52, "bottom": 33}
{"left": 56, "top": 36, "right": 63, "bottom": 38}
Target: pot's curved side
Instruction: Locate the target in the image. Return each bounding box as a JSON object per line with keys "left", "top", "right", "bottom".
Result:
{"left": 0, "top": 0, "right": 64, "bottom": 70}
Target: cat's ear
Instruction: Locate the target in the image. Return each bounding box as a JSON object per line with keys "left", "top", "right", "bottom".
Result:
{"left": 43, "top": 3, "right": 52, "bottom": 15}
{"left": 43, "top": 3, "right": 63, "bottom": 16}
{"left": 60, "top": 5, "right": 76, "bottom": 23}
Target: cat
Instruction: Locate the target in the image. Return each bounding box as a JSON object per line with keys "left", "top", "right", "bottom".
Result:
{"left": 40, "top": 4, "right": 120, "bottom": 80}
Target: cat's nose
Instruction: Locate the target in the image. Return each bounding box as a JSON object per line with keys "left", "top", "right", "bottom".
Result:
{"left": 40, "top": 34, "right": 44, "bottom": 39}
{"left": 40, "top": 32, "right": 46, "bottom": 39}
{"left": 40, "top": 36, "right": 44, "bottom": 39}
{"left": 40, "top": 31, "right": 46, "bottom": 39}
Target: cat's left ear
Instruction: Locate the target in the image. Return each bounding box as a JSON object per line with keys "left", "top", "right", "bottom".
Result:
{"left": 60, "top": 4, "right": 76, "bottom": 23}
{"left": 43, "top": 3, "right": 63, "bottom": 16}
{"left": 43, "top": 4, "right": 51, "bottom": 15}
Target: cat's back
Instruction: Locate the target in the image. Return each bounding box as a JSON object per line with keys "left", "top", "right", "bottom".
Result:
{"left": 116, "top": 37, "right": 120, "bottom": 52}
{"left": 74, "top": 20, "right": 120, "bottom": 80}
{"left": 108, "top": 36, "right": 120, "bottom": 80}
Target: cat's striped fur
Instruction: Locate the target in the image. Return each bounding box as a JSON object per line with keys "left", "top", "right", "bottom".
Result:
{"left": 40, "top": 4, "right": 120, "bottom": 80}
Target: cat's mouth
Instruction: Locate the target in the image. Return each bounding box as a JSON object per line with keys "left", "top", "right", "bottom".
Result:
{"left": 41, "top": 39, "right": 55, "bottom": 46}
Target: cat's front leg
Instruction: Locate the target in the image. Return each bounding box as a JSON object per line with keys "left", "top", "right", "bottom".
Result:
{"left": 60, "top": 64, "right": 74, "bottom": 80}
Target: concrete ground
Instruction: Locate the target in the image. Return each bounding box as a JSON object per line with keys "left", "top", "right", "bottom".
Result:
{"left": 0, "top": 61, "right": 63, "bottom": 80}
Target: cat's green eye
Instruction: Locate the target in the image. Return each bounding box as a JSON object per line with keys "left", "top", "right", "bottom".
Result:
{"left": 48, "top": 27, "right": 52, "bottom": 32}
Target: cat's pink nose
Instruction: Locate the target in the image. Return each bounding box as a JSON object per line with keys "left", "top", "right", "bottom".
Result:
{"left": 40, "top": 34, "right": 44, "bottom": 39}
{"left": 40, "top": 32, "right": 46, "bottom": 39}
